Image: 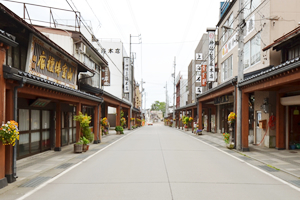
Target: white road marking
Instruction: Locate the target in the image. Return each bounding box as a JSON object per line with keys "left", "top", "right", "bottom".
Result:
{"left": 189, "top": 135, "right": 300, "bottom": 192}
{"left": 16, "top": 130, "right": 137, "bottom": 200}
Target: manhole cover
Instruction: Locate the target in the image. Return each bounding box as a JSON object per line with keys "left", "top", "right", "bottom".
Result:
{"left": 290, "top": 151, "right": 298, "bottom": 153}
{"left": 56, "top": 163, "right": 73, "bottom": 169}
{"left": 19, "top": 177, "right": 51, "bottom": 187}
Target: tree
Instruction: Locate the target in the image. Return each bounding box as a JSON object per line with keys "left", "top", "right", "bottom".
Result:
{"left": 150, "top": 101, "right": 166, "bottom": 116}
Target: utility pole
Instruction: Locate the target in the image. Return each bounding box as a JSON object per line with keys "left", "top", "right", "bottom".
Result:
{"left": 173, "top": 57, "right": 176, "bottom": 127}
{"left": 236, "top": 0, "right": 245, "bottom": 150}
{"left": 141, "top": 78, "right": 145, "bottom": 120}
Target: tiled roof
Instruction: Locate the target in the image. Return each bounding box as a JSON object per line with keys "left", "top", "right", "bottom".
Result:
{"left": 239, "top": 57, "right": 300, "bottom": 86}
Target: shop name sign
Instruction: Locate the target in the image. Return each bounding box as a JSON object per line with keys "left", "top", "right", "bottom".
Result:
{"left": 26, "top": 34, "right": 77, "bottom": 88}
{"left": 207, "top": 30, "right": 215, "bottom": 82}
{"left": 102, "top": 66, "right": 110, "bottom": 86}
{"left": 214, "top": 95, "right": 234, "bottom": 105}
{"left": 123, "top": 57, "right": 130, "bottom": 93}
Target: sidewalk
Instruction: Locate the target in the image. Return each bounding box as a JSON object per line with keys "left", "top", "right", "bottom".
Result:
{"left": 178, "top": 128, "right": 300, "bottom": 178}
{"left": 0, "top": 128, "right": 137, "bottom": 197}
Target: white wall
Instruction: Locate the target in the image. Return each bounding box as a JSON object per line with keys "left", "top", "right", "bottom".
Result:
{"left": 100, "top": 41, "right": 125, "bottom": 99}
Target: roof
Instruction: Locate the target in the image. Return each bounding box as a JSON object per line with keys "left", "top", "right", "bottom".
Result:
{"left": 262, "top": 26, "right": 300, "bottom": 51}
{"left": 175, "top": 102, "right": 197, "bottom": 111}
{"left": 239, "top": 57, "right": 300, "bottom": 87}
{"left": 0, "top": 3, "right": 99, "bottom": 73}
{"left": 3, "top": 65, "right": 103, "bottom": 103}
{"left": 196, "top": 78, "right": 237, "bottom": 99}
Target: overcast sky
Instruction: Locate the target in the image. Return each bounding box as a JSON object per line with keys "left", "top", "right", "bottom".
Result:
{"left": 2, "top": 0, "right": 221, "bottom": 109}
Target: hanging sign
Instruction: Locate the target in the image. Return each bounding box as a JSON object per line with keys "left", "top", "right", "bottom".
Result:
{"left": 196, "top": 75, "right": 201, "bottom": 83}
{"left": 26, "top": 34, "right": 78, "bottom": 89}
{"left": 196, "top": 87, "right": 202, "bottom": 94}
{"left": 196, "top": 53, "right": 203, "bottom": 60}
{"left": 207, "top": 30, "right": 215, "bottom": 82}
{"left": 101, "top": 66, "right": 110, "bottom": 86}
{"left": 196, "top": 64, "right": 201, "bottom": 72}
{"left": 201, "top": 65, "right": 207, "bottom": 87}
{"left": 123, "top": 57, "right": 130, "bottom": 93}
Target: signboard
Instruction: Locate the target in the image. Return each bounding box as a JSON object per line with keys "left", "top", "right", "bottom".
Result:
{"left": 201, "top": 65, "right": 207, "bottom": 87}
{"left": 101, "top": 66, "right": 110, "bottom": 86}
{"left": 214, "top": 95, "right": 234, "bottom": 105}
{"left": 196, "top": 87, "right": 202, "bottom": 94}
{"left": 196, "top": 53, "right": 203, "bottom": 60}
{"left": 207, "top": 31, "right": 215, "bottom": 82}
{"left": 196, "top": 64, "right": 201, "bottom": 72}
{"left": 123, "top": 57, "right": 130, "bottom": 93}
{"left": 26, "top": 34, "right": 78, "bottom": 88}
{"left": 196, "top": 75, "right": 201, "bottom": 83}
{"left": 222, "top": 32, "right": 238, "bottom": 58}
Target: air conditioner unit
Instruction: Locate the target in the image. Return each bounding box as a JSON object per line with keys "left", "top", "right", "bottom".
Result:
{"left": 76, "top": 42, "right": 86, "bottom": 54}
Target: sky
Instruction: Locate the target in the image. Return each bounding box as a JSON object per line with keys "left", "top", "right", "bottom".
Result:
{"left": 2, "top": 0, "right": 222, "bottom": 109}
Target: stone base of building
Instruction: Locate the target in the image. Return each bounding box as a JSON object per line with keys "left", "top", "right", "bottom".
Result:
{"left": 5, "top": 174, "right": 16, "bottom": 183}
{"left": 54, "top": 147, "right": 61, "bottom": 151}
{"left": 0, "top": 177, "right": 8, "bottom": 189}
{"left": 241, "top": 147, "right": 250, "bottom": 152}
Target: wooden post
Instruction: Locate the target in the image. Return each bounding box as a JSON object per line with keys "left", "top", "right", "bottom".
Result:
{"left": 127, "top": 108, "right": 131, "bottom": 130}
{"left": 0, "top": 46, "right": 8, "bottom": 188}
{"left": 276, "top": 93, "right": 285, "bottom": 149}
{"left": 93, "top": 105, "right": 99, "bottom": 143}
{"left": 55, "top": 103, "right": 62, "bottom": 151}
{"left": 5, "top": 89, "right": 14, "bottom": 183}
{"left": 198, "top": 102, "right": 203, "bottom": 130}
{"left": 99, "top": 104, "right": 102, "bottom": 142}
{"left": 76, "top": 103, "right": 81, "bottom": 142}
{"left": 192, "top": 108, "right": 195, "bottom": 133}
{"left": 242, "top": 92, "right": 249, "bottom": 151}
{"left": 116, "top": 105, "right": 120, "bottom": 126}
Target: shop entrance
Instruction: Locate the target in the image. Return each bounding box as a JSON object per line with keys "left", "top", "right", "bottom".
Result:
{"left": 289, "top": 106, "right": 300, "bottom": 146}
{"left": 17, "top": 109, "right": 51, "bottom": 159}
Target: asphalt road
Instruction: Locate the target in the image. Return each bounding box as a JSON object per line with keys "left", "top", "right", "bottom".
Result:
{"left": 18, "top": 123, "right": 300, "bottom": 200}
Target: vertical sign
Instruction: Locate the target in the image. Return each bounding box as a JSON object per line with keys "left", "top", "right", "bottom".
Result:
{"left": 201, "top": 65, "right": 207, "bottom": 87}
{"left": 123, "top": 57, "right": 130, "bottom": 93}
{"left": 196, "top": 87, "right": 202, "bottom": 94}
{"left": 102, "top": 66, "right": 110, "bottom": 86}
{"left": 196, "top": 53, "right": 203, "bottom": 60}
{"left": 195, "top": 64, "right": 201, "bottom": 72}
{"left": 207, "top": 30, "right": 215, "bottom": 82}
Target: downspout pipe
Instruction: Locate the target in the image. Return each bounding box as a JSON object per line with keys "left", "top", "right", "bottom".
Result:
{"left": 13, "top": 77, "right": 26, "bottom": 180}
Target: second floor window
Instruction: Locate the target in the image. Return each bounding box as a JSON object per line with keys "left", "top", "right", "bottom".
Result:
{"left": 222, "top": 55, "right": 233, "bottom": 81}
{"left": 244, "top": 32, "right": 261, "bottom": 69}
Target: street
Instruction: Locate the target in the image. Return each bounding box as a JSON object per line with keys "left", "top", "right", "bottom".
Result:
{"left": 15, "top": 123, "right": 300, "bottom": 200}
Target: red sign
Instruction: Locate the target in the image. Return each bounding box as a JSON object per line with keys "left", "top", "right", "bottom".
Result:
{"left": 201, "top": 65, "right": 207, "bottom": 87}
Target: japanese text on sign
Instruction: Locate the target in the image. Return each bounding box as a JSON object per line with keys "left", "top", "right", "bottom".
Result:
{"left": 207, "top": 31, "right": 215, "bottom": 82}
{"left": 124, "top": 57, "right": 130, "bottom": 93}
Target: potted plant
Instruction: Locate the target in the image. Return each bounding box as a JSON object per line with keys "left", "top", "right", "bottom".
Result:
{"left": 0, "top": 120, "right": 19, "bottom": 146}
{"left": 223, "top": 132, "right": 234, "bottom": 149}
{"left": 82, "top": 136, "right": 90, "bottom": 152}
{"left": 74, "top": 139, "right": 83, "bottom": 153}
{"left": 290, "top": 141, "right": 296, "bottom": 150}
{"left": 196, "top": 129, "right": 202, "bottom": 135}
{"left": 74, "top": 112, "right": 94, "bottom": 143}
{"left": 115, "top": 126, "right": 124, "bottom": 134}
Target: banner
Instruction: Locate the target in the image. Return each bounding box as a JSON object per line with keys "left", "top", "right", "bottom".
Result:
{"left": 207, "top": 30, "right": 215, "bottom": 82}
{"left": 123, "top": 57, "right": 130, "bottom": 93}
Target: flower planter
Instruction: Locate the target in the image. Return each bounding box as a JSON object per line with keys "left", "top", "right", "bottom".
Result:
{"left": 116, "top": 131, "right": 121, "bottom": 135}
{"left": 290, "top": 144, "right": 296, "bottom": 150}
{"left": 197, "top": 131, "right": 202, "bottom": 135}
{"left": 185, "top": 128, "right": 189, "bottom": 131}
{"left": 74, "top": 144, "right": 83, "bottom": 153}
{"left": 83, "top": 144, "right": 89, "bottom": 152}
{"left": 226, "top": 143, "right": 234, "bottom": 149}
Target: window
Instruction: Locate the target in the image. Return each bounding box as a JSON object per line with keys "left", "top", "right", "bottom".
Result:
{"left": 244, "top": 0, "right": 261, "bottom": 18}
{"left": 222, "top": 13, "right": 233, "bottom": 43}
{"left": 288, "top": 45, "right": 300, "bottom": 60}
{"left": 244, "top": 32, "right": 261, "bottom": 69}
{"left": 222, "top": 55, "right": 233, "bottom": 81}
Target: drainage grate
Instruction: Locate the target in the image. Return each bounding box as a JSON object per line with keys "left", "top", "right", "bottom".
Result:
{"left": 289, "top": 180, "right": 300, "bottom": 187}
{"left": 239, "top": 156, "right": 252, "bottom": 161}
{"left": 258, "top": 165, "right": 279, "bottom": 172}
{"left": 290, "top": 151, "right": 298, "bottom": 153}
{"left": 89, "top": 149, "right": 99, "bottom": 152}
{"left": 19, "top": 176, "right": 51, "bottom": 187}
{"left": 56, "top": 163, "right": 73, "bottom": 169}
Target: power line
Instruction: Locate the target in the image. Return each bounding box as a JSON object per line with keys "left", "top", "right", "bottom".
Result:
{"left": 126, "top": 0, "right": 140, "bottom": 34}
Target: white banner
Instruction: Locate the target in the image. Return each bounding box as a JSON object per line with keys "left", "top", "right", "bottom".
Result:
{"left": 196, "top": 53, "right": 203, "bottom": 60}
{"left": 196, "top": 87, "right": 202, "bottom": 94}
{"left": 123, "top": 57, "right": 130, "bottom": 93}
{"left": 196, "top": 75, "right": 201, "bottom": 83}
{"left": 207, "top": 30, "right": 215, "bottom": 82}
{"left": 196, "top": 64, "right": 201, "bottom": 72}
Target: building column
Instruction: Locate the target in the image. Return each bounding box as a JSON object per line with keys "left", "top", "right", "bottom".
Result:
{"left": 54, "top": 103, "right": 62, "bottom": 151}
{"left": 192, "top": 108, "right": 195, "bottom": 133}
{"left": 242, "top": 91, "right": 249, "bottom": 151}
{"left": 276, "top": 93, "right": 285, "bottom": 149}
{"left": 99, "top": 104, "right": 102, "bottom": 142}
{"left": 76, "top": 103, "right": 81, "bottom": 142}
{"left": 0, "top": 46, "right": 8, "bottom": 189}
{"left": 127, "top": 108, "right": 131, "bottom": 130}
{"left": 198, "top": 102, "right": 203, "bottom": 130}
{"left": 93, "top": 105, "right": 99, "bottom": 144}
{"left": 5, "top": 89, "right": 14, "bottom": 183}
{"left": 116, "top": 105, "right": 121, "bottom": 126}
